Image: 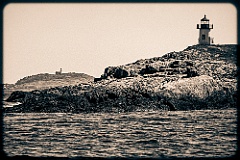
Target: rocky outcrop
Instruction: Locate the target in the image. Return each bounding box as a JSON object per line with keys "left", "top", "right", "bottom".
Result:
{"left": 6, "top": 91, "right": 27, "bottom": 103}
{"left": 96, "top": 44, "right": 236, "bottom": 81}
{"left": 4, "top": 44, "right": 237, "bottom": 113}
{"left": 139, "top": 64, "right": 159, "bottom": 75}
{"left": 102, "top": 67, "right": 129, "bottom": 79}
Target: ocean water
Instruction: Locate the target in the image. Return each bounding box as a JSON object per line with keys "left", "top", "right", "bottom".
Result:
{"left": 3, "top": 109, "right": 237, "bottom": 158}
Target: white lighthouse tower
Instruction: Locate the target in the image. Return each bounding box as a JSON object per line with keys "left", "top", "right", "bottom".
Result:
{"left": 197, "top": 15, "right": 213, "bottom": 45}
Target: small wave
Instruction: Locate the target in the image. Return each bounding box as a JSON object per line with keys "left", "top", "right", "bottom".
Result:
{"left": 136, "top": 139, "right": 159, "bottom": 145}
{"left": 3, "top": 102, "right": 22, "bottom": 108}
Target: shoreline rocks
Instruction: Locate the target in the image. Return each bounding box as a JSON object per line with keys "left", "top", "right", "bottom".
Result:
{"left": 4, "top": 44, "right": 237, "bottom": 113}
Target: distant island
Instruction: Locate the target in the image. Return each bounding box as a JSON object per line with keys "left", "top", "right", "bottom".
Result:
{"left": 3, "top": 72, "right": 94, "bottom": 100}
{"left": 4, "top": 44, "right": 237, "bottom": 113}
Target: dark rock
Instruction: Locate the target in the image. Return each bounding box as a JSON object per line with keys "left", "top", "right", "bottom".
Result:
{"left": 162, "top": 100, "right": 177, "bottom": 111}
{"left": 139, "top": 65, "right": 158, "bottom": 75}
{"left": 103, "top": 66, "right": 129, "bottom": 79}
{"left": 6, "top": 91, "right": 27, "bottom": 102}
{"left": 186, "top": 61, "right": 194, "bottom": 66}
{"left": 113, "top": 67, "right": 129, "bottom": 79}
{"left": 185, "top": 66, "right": 199, "bottom": 78}
{"left": 169, "top": 61, "right": 181, "bottom": 68}
{"left": 94, "top": 77, "right": 102, "bottom": 82}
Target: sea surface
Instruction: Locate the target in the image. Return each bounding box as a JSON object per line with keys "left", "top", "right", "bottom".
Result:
{"left": 3, "top": 109, "right": 237, "bottom": 158}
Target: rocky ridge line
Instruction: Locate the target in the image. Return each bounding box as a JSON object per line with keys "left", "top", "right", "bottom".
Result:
{"left": 5, "top": 44, "right": 237, "bottom": 113}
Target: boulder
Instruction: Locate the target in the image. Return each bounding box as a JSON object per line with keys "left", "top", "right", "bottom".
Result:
{"left": 185, "top": 66, "right": 199, "bottom": 78}
{"left": 103, "top": 66, "right": 129, "bottom": 79}
{"left": 139, "top": 64, "right": 158, "bottom": 75}
{"left": 113, "top": 67, "right": 129, "bottom": 79}
{"left": 6, "top": 91, "right": 27, "bottom": 102}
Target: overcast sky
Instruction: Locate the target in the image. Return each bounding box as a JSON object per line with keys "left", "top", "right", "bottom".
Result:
{"left": 3, "top": 3, "right": 237, "bottom": 84}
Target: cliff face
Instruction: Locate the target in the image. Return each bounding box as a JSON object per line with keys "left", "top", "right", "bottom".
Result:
{"left": 5, "top": 44, "right": 237, "bottom": 113}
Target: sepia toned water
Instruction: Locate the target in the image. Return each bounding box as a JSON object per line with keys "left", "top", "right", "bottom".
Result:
{"left": 3, "top": 109, "right": 237, "bottom": 158}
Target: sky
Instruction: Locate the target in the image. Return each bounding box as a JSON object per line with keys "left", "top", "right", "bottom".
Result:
{"left": 3, "top": 3, "right": 237, "bottom": 84}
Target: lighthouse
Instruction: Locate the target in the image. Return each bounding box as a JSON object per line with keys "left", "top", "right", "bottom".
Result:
{"left": 197, "top": 15, "right": 213, "bottom": 45}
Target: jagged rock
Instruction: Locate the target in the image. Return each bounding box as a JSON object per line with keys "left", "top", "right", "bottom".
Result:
{"left": 103, "top": 66, "right": 129, "bottom": 79}
{"left": 6, "top": 91, "right": 27, "bottom": 102}
{"left": 113, "top": 67, "right": 129, "bottom": 79}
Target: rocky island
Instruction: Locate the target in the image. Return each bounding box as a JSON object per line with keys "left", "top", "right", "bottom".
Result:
{"left": 4, "top": 44, "right": 237, "bottom": 113}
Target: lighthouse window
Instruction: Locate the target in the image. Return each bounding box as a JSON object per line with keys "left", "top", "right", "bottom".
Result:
{"left": 202, "top": 34, "right": 205, "bottom": 40}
